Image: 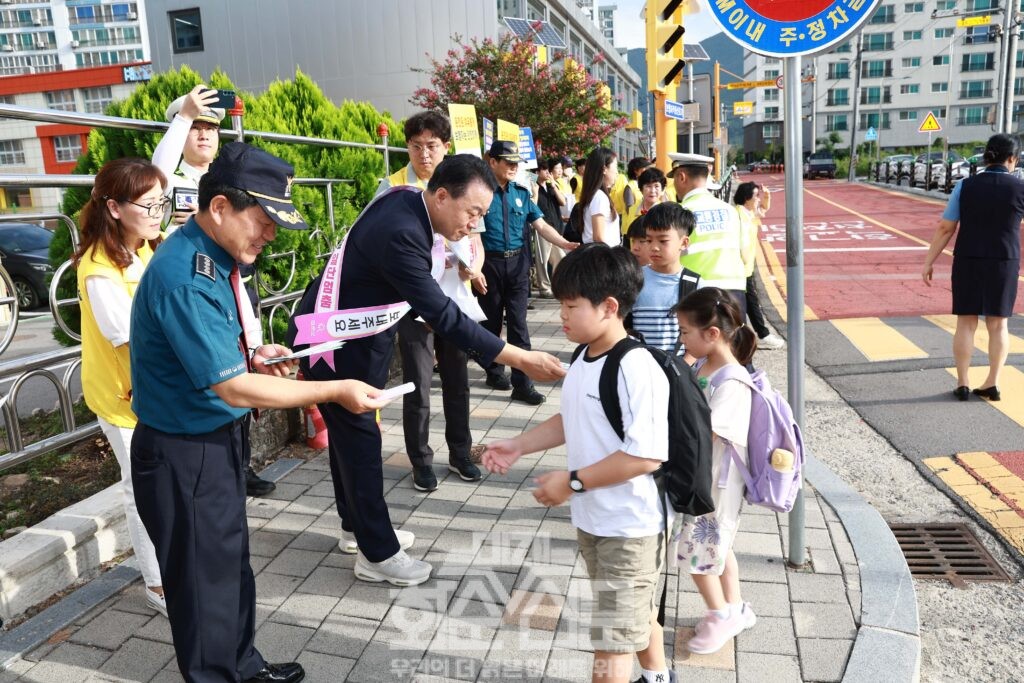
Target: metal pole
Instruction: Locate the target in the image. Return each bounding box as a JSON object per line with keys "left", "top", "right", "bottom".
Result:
{"left": 848, "top": 34, "right": 863, "bottom": 182}
{"left": 810, "top": 61, "right": 818, "bottom": 152}
{"left": 688, "top": 62, "right": 695, "bottom": 153}
{"left": 944, "top": 31, "right": 955, "bottom": 159}
{"left": 1005, "top": 16, "right": 1020, "bottom": 133}
{"left": 784, "top": 55, "right": 807, "bottom": 569}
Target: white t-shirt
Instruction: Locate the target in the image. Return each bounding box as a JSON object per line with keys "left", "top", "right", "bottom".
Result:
{"left": 582, "top": 191, "right": 621, "bottom": 246}
{"left": 705, "top": 366, "right": 752, "bottom": 511}
{"left": 562, "top": 345, "right": 669, "bottom": 537}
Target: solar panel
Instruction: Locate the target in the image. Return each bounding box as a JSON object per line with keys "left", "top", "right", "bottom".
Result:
{"left": 503, "top": 17, "right": 568, "bottom": 49}
{"left": 683, "top": 43, "right": 710, "bottom": 61}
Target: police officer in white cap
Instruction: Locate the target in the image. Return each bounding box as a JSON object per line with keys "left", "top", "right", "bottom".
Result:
{"left": 669, "top": 153, "right": 748, "bottom": 318}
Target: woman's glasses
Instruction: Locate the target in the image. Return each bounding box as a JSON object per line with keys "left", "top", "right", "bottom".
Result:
{"left": 123, "top": 198, "right": 172, "bottom": 218}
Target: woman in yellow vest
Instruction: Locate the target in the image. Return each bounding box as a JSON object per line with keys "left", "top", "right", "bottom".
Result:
{"left": 74, "top": 158, "right": 168, "bottom": 616}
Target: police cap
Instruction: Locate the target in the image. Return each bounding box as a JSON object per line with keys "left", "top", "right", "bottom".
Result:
{"left": 165, "top": 94, "right": 224, "bottom": 126}
{"left": 667, "top": 152, "right": 715, "bottom": 178}
{"left": 205, "top": 142, "right": 310, "bottom": 230}
{"left": 487, "top": 140, "right": 523, "bottom": 163}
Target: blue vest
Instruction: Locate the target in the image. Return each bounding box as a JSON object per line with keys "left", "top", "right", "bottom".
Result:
{"left": 957, "top": 168, "right": 1024, "bottom": 261}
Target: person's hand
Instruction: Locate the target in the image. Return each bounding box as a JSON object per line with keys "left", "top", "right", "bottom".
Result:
{"left": 533, "top": 470, "right": 572, "bottom": 507}
{"left": 179, "top": 84, "right": 219, "bottom": 121}
{"left": 458, "top": 262, "right": 481, "bottom": 282}
{"left": 518, "top": 351, "right": 567, "bottom": 382}
{"left": 482, "top": 440, "right": 523, "bottom": 475}
{"left": 922, "top": 262, "right": 933, "bottom": 286}
{"left": 333, "top": 380, "right": 389, "bottom": 414}
{"left": 471, "top": 274, "right": 488, "bottom": 295}
{"left": 252, "top": 344, "right": 295, "bottom": 376}
{"left": 169, "top": 206, "right": 195, "bottom": 225}
{"left": 561, "top": 240, "right": 580, "bottom": 251}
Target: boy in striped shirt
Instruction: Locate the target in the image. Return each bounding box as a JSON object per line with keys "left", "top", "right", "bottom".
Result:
{"left": 632, "top": 203, "right": 696, "bottom": 353}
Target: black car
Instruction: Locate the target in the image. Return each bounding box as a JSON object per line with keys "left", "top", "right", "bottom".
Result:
{"left": 0, "top": 222, "right": 54, "bottom": 309}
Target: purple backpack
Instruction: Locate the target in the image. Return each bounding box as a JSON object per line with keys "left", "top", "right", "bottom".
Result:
{"left": 709, "top": 366, "right": 804, "bottom": 513}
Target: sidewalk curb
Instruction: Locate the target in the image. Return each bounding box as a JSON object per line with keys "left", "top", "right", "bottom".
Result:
{"left": 0, "top": 458, "right": 305, "bottom": 673}
{"left": 805, "top": 454, "right": 921, "bottom": 683}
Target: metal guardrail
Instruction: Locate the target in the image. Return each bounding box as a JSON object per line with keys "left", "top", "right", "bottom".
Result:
{"left": 0, "top": 102, "right": 404, "bottom": 473}
{"left": 867, "top": 159, "right": 982, "bottom": 194}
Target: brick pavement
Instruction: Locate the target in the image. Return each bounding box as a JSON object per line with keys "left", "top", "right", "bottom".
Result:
{"left": 4, "top": 301, "right": 863, "bottom": 683}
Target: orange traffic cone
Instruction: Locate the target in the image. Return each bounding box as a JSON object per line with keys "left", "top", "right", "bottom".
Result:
{"left": 304, "top": 403, "right": 328, "bottom": 450}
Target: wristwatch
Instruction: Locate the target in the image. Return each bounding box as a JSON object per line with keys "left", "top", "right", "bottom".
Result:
{"left": 568, "top": 470, "right": 586, "bottom": 493}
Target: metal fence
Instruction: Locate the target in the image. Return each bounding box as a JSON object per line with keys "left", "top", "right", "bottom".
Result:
{"left": 866, "top": 159, "right": 982, "bottom": 194}
{"left": 0, "top": 102, "right": 406, "bottom": 473}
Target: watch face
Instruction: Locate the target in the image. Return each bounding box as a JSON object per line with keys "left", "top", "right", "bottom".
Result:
{"left": 569, "top": 478, "right": 583, "bottom": 491}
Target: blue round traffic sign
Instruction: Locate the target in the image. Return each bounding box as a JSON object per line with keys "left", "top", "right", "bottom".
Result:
{"left": 708, "top": 0, "right": 884, "bottom": 58}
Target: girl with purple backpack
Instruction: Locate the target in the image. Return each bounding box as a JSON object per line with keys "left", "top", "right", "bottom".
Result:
{"left": 671, "top": 288, "right": 758, "bottom": 655}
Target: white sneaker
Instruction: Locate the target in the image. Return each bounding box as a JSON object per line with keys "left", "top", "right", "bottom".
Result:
{"left": 757, "top": 333, "right": 785, "bottom": 350}
{"left": 144, "top": 587, "right": 167, "bottom": 617}
{"left": 739, "top": 601, "right": 757, "bottom": 630}
{"left": 354, "top": 549, "right": 432, "bottom": 587}
{"left": 338, "top": 528, "right": 415, "bottom": 555}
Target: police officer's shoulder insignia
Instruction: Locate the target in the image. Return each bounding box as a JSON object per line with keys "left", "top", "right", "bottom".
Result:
{"left": 194, "top": 253, "right": 216, "bottom": 281}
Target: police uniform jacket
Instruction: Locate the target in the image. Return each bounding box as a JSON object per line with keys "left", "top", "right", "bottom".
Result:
{"left": 481, "top": 181, "right": 543, "bottom": 253}
{"left": 291, "top": 189, "right": 504, "bottom": 383}
{"left": 130, "top": 219, "right": 250, "bottom": 434}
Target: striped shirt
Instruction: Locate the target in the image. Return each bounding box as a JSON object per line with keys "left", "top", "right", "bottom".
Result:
{"left": 633, "top": 266, "right": 683, "bottom": 352}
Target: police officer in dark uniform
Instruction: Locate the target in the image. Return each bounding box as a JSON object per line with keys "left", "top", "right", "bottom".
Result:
{"left": 478, "top": 140, "right": 576, "bottom": 404}
{"left": 130, "top": 142, "right": 386, "bottom": 683}
{"left": 289, "top": 154, "right": 566, "bottom": 587}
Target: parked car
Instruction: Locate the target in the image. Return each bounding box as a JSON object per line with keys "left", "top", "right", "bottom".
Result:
{"left": 966, "top": 153, "right": 985, "bottom": 168}
{"left": 747, "top": 159, "right": 771, "bottom": 172}
{"left": 913, "top": 152, "right": 966, "bottom": 189}
{"left": 803, "top": 151, "right": 836, "bottom": 179}
{"left": 0, "top": 222, "right": 54, "bottom": 309}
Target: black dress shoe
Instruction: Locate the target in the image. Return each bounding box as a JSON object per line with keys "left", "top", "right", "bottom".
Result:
{"left": 246, "top": 467, "right": 276, "bottom": 497}
{"left": 953, "top": 386, "right": 970, "bottom": 401}
{"left": 449, "top": 455, "right": 482, "bottom": 481}
{"left": 412, "top": 465, "right": 438, "bottom": 492}
{"left": 511, "top": 387, "right": 546, "bottom": 405}
{"left": 972, "top": 386, "right": 1001, "bottom": 401}
{"left": 244, "top": 662, "right": 304, "bottom": 683}
{"left": 485, "top": 373, "right": 513, "bottom": 390}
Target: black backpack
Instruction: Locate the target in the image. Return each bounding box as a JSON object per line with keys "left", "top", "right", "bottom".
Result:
{"left": 570, "top": 337, "right": 715, "bottom": 517}
{"left": 563, "top": 202, "right": 584, "bottom": 243}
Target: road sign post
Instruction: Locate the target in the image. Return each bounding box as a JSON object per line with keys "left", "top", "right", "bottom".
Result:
{"left": 708, "top": 0, "right": 884, "bottom": 569}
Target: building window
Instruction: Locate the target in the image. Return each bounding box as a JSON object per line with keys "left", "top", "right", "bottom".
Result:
{"left": 967, "top": 0, "right": 994, "bottom": 9}
{"left": 45, "top": 89, "right": 76, "bottom": 111}
{"left": 903, "top": 30, "right": 922, "bottom": 40}
{"left": 0, "top": 140, "right": 25, "bottom": 165}
{"left": 935, "top": 28, "right": 954, "bottom": 39}
{"left": 862, "top": 59, "right": 892, "bottom": 78}
{"left": 764, "top": 106, "right": 780, "bottom": 120}
{"left": 957, "top": 105, "right": 991, "bottom": 126}
{"left": 859, "top": 112, "right": 891, "bottom": 130}
{"left": 962, "top": 52, "right": 995, "bottom": 71}
{"left": 932, "top": 54, "right": 950, "bottom": 66}
{"left": 899, "top": 110, "right": 918, "bottom": 120}
{"left": 861, "top": 86, "right": 891, "bottom": 104}
{"left": 870, "top": 5, "right": 895, "bottom": 22}
{"left": 762, "top": 123, "right": 780, "bottom": 139}
{"left": 827, "top": 88, "right": 849, "bottom": 106}
{"left": 764, "top": 69, "right": 780, "bottom": 79}
{"left": 904, "top": 2, "right": 924, "bottom": 11}
{"left": 53, "top": 134, "right": 82, "bottom": 162}
{"left": 960, "top": 79, "right": 993, "bottom": 98}
{"left": 964, "top": 26, "right": 996, "bottom": 44}
{"left": 835, "top": 42, "right": 852, "bottom": 53}
{"left": 82, "top": 85, "right": 112, "bottom": 113}
{"left": 0, "top": 95, "right": 14, "bottom": 105}
{"left": 825, "top": 114, "right": 848, "bottom": 131}
{"left": 169, "top": 8, "right": 203, "bottom": 53}
{"left": 936, "top": 0, "right": 956, "bottom": 8}
{"left": 764, "top": 88, "right": 779, "bottom": 101}
{"left": 931, "top": 82, "right": 949, "bottom": 93}
{"left": 1016, "top": 76, "right": 1024, "bottom": 96}
{"left": 828, "top": 62, "right": 850, "bottom": 79}
{"left": 900, "top": 83, "right": 920, "bottom": 94}
{"left": 901, "top": 57, "right": 921, "bottom": 68}
{"left": 863, "top": 33, "right": 893, "bottom": 51}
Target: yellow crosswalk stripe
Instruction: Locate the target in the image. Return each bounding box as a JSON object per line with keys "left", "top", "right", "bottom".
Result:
{"left": 830, "top": 317, "right": 929, "bottom": 361}
{"left": 924, "top": 315, "right": 1024, "bottom": 355}
{"left": 945, "top": 365, "right": 1024, "bottom": 428}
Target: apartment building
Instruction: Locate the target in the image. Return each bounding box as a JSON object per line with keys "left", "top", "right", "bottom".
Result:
{"left": 742, "top": 0, "right": 1024, "bottom": 159}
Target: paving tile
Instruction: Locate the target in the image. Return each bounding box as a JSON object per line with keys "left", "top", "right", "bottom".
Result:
{"left": 246, "top": 497, "right": 290, "bottom": 519}
{"left": 377, "top": 606, "right": 444, "bottom": 647}
{"left": 147, "top": 671, "right": 183, "bottom": 683}
{"left": 454, "top": 569, "right": 517, "bottom": 605}
{"left": 543, "top": 648, "right": 593, "bottom": 682}
{"left": 515, "top": 562, "right": 574, "bottom": 595}
{"left": 808, "top": 547, "right": 843, "bottom": 575}
{"left": 736, "top": 652, "right": 802, "bottom": 683}
{"left": 254, "top": 571, "right": 304, "bottom": 608}
{"left": 253, "top": 621, "right": 315, "bottom": 662}
{"left": 304, "top": 613, "right": 379, "bottom": 658}
{"left": 261, "top": 512, "right": 317, "bottom": 535}
{"left": 249, "top": 554, "right": 271, "bottom": 575}
{"left": 270, "top": 591, "right": 339, "bottom": 628}
{"left": 249, "top": 530, "right": 293, "bottom": 558}
{"left": 295, "top": 649, "right": 356, "bottom": 682}
{"left": 735, "top": 581, "right": 791, "bottom": 618}
{"left": 788, "top": 573, "right": 850, "bottom": 604}
{"left": 502, "top": 589, "right": 565, "bottom": 631}
{"left": 263, "top": 548, "right": 328, "bottom": 578}
{"left": 19, "top": 642, "right": 111, "bottom": 682}
{"left": 347, "top": 641, "right": 428, "bottom": 683}
{"left": 283, "top": 495, "right": 335, "bottom": 516}
{"left": 798, "top": 637, "right": 854, "bottom": 682}
{"left": 282, "top": 467, "right": 328, "bottom": 485}
{"left": 735, "top": 616, "right": 797, "bottom": 656}
{"left": 97, "top": 636, "right": 175, "bottom": 681}
{"left": 734, "top": 553, "right": 788, "bottom": 584}
{"left": 296, "top": 564, "right": 356, "bottom": 598}
{"left": 671, "top": 665, "right": 737, "bottom": 683}
{"left": 334, "top": 582, "right": 396, "bottom": 621}
{"left": 286, "top": 527, "right": 342, "bottom": 553}
{"left": 792, "top": 603, "right": 858, "bottom": 640}
{"left": 134, "top": 613, "right": 174, "bottom": 644}
{"left": 527, "top": 536, "right": 578, "bottom": 566}
{"left": 416, "top": 652, "right": 485, "bottom": 681}
{"left": 262, "top": 482, "right": 308, "bottom": 501}
{"left": 733, "top": 531, "right": 784, "bottom": 557}
{"left": 69, "top": 610, "right": 151, "bottom": 650}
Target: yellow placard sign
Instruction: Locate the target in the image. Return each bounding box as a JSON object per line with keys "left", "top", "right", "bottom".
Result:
{"left": 956, "top": 15, "right": 990, "bottom": 27}
{"left": 918, "top": 111, "right": 943, "bottom": 133}
{"left": 726, "top": 79, "right": 777, "bottom": 90}
{"left": 496, "top": 118, "right": 519, "bottom": 142}
{"left": 447, "top": 103, "right": 481, "bottom": 158}
{"left": 733, "top": 101, "right": 754, "bottom": 116}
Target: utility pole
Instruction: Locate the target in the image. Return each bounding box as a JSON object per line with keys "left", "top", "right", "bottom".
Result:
{"left": 1004, "top": 12, "right": 1020, "bottom": 132}
{"left": 687, "top": 61, "right": 695, "bottom": 153}
{"left": 847, "top": 33, "right": 863, "bottom": 182}
{"left": 713, "top": 61, "right": 722, "bottom": 173}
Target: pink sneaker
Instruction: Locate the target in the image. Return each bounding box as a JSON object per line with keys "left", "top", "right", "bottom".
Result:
{"left": 687, "top": 609, "right": 747, "bottom": 655}
{"left": 739, "top": 602, "right": 757, "bottom": 630}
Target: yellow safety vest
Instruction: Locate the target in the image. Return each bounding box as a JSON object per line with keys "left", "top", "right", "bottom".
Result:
{"left": 610, "top": 172, "right": 628, "bottom": 222}
{"left": 736, "top": 205, "right": 759, "bottom": 277}
{"left": 679, "top": 188, "right": 747, "bottom": 291}
{"left": 387, "top": 164, "right": 427, "bottom": 190}
{"left": 619, "top": 179, "right": 640, "bottom": 235}
{"left": 78, "top": 242, "right": 154, "bottom": 428}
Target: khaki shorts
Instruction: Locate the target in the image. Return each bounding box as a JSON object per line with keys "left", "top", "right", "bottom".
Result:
{"left": 577, "top": 529, "right": 664, "bottom": 654}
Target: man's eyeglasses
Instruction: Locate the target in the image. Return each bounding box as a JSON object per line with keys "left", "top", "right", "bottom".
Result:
{"left": 123, "top": 198, "right": 172, "bottom": 218}
{"left": 409, "top": 141, "right": 445, "bottom": 156}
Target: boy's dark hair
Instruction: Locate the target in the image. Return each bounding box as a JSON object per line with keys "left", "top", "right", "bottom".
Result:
{"left": 627, "top": 156, "right": 651, "bottom": 178}
{"left": 642, "top": 202, "right": 695, "bottom": 237}
{"left": 637, "top": 167, "right": 666, "bottom": 190}
{"left": 427, "top": 154, "right": 497, "bottom": 198}
{"left": 551, "top": 243, "right": 643, "bottom": 318}
{"left": 404, "top": 111, "right": 452, "bottom": 143}
{"left": 625, "top": 214, "right": 647, "bottom": 240}
{"left": 733, "top": 181, "right": 757, "bottom": 206}
{"left": 545, "top": 156, "right": 563, "bottom": 172}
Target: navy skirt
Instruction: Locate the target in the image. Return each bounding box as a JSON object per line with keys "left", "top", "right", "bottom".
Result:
{"left": 951, "top": 256, "right": 1020, "bottom": 317}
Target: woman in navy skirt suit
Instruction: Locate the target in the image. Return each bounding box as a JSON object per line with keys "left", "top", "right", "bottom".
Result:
{"left": 923, "top": 133, "right": 1024, "bottom": 402}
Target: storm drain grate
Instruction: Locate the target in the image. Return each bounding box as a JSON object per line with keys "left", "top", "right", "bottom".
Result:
{"left": 889, "top": 523, "right": 1009, "bottom": 588}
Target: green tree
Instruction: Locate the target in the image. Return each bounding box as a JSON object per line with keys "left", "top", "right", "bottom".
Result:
{"left": 410, "top": 33, "right": 627, "bottom": 159}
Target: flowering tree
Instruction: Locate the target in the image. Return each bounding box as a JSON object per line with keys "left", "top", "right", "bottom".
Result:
{"left": 411, "top": 33, "right": 627, "bottom": 160}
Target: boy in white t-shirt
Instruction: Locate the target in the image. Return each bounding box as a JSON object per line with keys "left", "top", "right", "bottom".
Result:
{"left": 483, "top": 243, "right": 674, "bottom": 683}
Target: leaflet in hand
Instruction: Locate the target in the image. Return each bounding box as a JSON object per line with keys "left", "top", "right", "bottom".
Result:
{"left": 261, "top": 339, "right": 347, "bottom": 365}
{"left": 378, "top": 382, "right": 415, "bottom": 403}
{"left": 448, "top": 237, "right": 474, "bottom": 269}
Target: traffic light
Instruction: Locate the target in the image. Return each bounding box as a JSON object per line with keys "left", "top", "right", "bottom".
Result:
{"left": 645, "top": 0, "right": 686, "bottom": 92}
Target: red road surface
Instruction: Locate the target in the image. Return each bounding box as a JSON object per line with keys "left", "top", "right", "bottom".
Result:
{"left": 752, "top": 174, "right": 1024, "bottom": 320}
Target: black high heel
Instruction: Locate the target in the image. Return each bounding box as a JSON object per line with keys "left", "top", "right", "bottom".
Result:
{"left": 953, "top": 386, "right": 970, "bottom": 401}
{"left": 972, "top": 386, "right": 1001, "bottom": 401}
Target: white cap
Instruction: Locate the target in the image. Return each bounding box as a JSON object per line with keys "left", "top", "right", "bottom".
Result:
{"left": 165, "top": 94, "right": 225, "bottom": 125}
{"left": 667, "top": 152, "right": 716, "bottom": 178}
